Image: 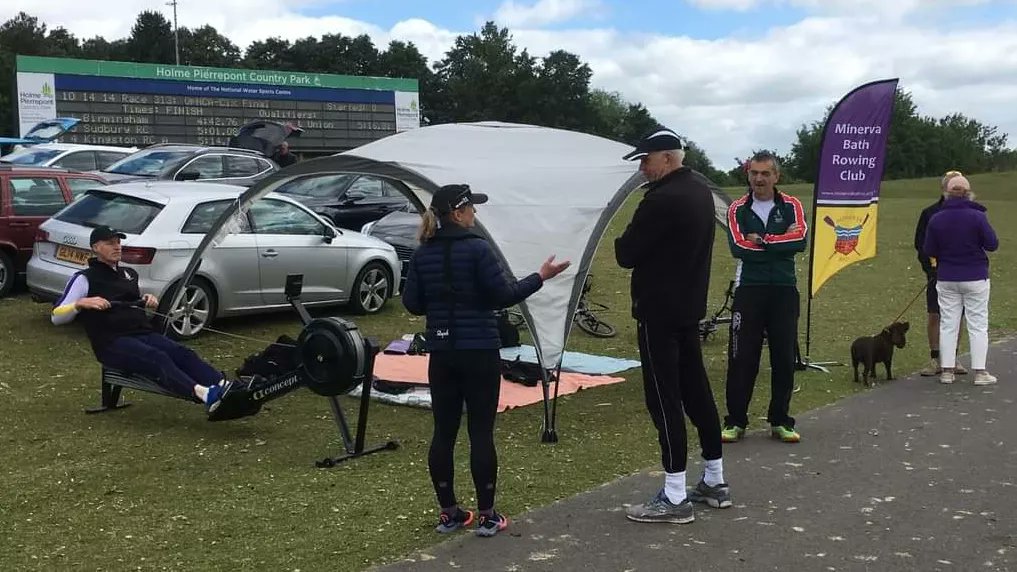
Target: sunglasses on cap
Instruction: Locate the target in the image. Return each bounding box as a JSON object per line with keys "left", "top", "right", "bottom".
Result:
{"left": 450, "top": 190, "right": 473, "bottom": 211}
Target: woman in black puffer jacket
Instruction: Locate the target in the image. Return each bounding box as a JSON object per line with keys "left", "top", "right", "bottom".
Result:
{"left": 402, "top": 184, "right": 569, "bottom": 537}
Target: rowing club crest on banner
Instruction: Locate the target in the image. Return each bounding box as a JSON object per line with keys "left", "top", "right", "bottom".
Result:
{"left": 822, "top": 213, "right": 870, "bottom": 259}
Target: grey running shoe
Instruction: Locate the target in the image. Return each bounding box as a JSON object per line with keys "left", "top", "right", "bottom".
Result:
{"left": 474, "top": 512, "right": 508, "bottom": 537}
{"left": 435, "top": 508, "right": 475, "bottom": 534}
{"left": 688, "top": 480, "right": 732, "bottom": 509}
{"left": 625, "top": 490, "right": 694, "bottom": 524}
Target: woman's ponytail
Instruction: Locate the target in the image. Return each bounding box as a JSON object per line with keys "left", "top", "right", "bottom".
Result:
{"left": 418, "top": 207, "right": 439, "bottom": 243}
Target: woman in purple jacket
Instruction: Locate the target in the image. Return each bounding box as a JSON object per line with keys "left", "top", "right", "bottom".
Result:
{"left": 924, "top": 175, "right": 999, "bottom": 385}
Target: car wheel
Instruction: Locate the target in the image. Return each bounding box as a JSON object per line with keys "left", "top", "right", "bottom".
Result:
{"left": 0, "top": 250, "right": 13, "bottom": 298}
{"left": 349, "top": 261, "right": 391, "bottom": 314}
{"left": 157, "top": 278, "right": 218, "bottom": 340}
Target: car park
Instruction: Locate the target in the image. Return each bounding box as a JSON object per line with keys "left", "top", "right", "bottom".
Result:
{"left": 0, "top": 165, "right": 108, "bottom": 297}
{"left": 27, "top": 181, "right": 399, "bottom": 338}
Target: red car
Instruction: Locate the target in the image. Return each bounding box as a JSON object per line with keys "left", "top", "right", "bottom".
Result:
{"left": 0, "top": 165, "right": 107, "bottom": 296}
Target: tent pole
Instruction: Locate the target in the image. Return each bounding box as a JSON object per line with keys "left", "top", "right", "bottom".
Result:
{"left": 540, "top": 365, "right": 560, "bottom": 443}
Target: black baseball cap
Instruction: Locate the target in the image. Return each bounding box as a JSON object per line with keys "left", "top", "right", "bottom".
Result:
{"left": 431, "top": 184, "right": 488, "bottom": 215}
{"left": 90, "top": 225, "right": 126, "bottom": 245}
{"left": 623, "top": 126, "right": 685, "bottom": 161}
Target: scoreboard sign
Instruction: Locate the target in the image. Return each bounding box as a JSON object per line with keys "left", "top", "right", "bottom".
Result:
{"left": 14, "top": 55, "right": 420, "bottom": 153}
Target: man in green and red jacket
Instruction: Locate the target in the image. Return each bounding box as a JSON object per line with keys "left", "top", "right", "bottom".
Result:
{"left": 722, "top": 151, "right": 808, "bottom": 444}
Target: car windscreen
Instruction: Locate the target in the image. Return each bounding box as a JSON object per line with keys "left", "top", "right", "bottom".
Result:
{"left": 53, "top": 190, "right": 163, "bottom": 234}
{"left": 274, "top": 173, "right": 356, "bottom": 199}
{"left": 103, "top": 149, "right": 193, "bottom": 176}
{"left": 1, "top": 148, "right": 63, "bottom": 165}
{"left": 24, "top": 124, "right": 66, "bottom": 140}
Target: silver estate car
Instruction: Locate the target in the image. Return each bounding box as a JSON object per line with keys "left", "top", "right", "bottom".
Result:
{"left": 27, "top": 181, "right": 399, "bottom": 338}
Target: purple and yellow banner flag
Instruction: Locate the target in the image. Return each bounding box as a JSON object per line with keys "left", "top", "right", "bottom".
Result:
{"left": 809, "top": 79, "right": 898, "bottom": 297}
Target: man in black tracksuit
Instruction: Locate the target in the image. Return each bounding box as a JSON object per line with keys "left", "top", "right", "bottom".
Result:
{"left": 615, "top": 127, "right": 729, "bottom": 525}
{"left": 721, "top": 151, "right": 808, "bottom": 444}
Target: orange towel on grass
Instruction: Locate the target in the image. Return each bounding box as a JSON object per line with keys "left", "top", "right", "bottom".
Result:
{"left": 372, "top": 353, "right": 627, "bottom": 412}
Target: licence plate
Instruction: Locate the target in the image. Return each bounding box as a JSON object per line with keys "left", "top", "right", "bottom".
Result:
{"left": 55, "top": 244, "right": 91, "bottom": 266}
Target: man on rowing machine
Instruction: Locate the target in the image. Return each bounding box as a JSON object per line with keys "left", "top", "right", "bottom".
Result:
{"left": 51, "top": 225, "right": 252, "bottom": 420}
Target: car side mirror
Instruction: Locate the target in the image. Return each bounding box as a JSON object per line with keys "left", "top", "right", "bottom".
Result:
{"left": 177, "top": 170, "right": 201, "bottom": 181}
{"left": 323, "top": 225, "right": 337, "bottom": 244}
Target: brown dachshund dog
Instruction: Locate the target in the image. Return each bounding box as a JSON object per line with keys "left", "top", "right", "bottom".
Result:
{"left": 850, "top": 321, "right": 910, "bottom": 387}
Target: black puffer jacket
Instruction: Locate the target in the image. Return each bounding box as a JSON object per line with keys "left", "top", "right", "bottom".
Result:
{"left": 914, "top": 197, "right": 945, "bottom": 275}
{"left": 402, "top": 225, "right": 542, "bottom": 351}
{"left": 615, "top": 167, "right": 716, "bottom": 326}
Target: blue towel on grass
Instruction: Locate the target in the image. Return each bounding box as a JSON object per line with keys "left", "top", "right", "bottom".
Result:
{"left": 499, "top": 345, "right": 640, "bottom": 375}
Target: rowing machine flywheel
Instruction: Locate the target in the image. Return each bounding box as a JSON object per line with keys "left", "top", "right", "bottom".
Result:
{"left": 296, "top": 317, "right": 369, "bottom": 396}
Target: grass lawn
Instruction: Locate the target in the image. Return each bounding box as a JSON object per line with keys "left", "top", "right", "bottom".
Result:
{"left": 1, "top": 172, "right": 1014, "bottom": 570}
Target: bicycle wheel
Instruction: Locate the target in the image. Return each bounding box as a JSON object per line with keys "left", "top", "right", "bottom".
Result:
{"left": 575, "top": 311, "right": 617, "bottom": 338}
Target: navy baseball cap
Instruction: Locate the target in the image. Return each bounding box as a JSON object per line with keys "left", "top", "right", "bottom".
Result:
{"left": 431, "top": 184, "right": 488, "bottom": 215}
{"left": 623, "top": 126, "right": 685, "bottom": 161}
{"left": 90, "top": 225, "right": 126, "bottom": 245}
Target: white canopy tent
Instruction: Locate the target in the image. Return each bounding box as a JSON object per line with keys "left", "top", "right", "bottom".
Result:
{"left": 173, "top": 122, "right": 731, "bottom": 440}
{"left": 337, "top": 122, "right": 644, "bottom": 369}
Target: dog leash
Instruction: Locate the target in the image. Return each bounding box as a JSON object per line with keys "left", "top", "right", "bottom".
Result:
{"left": 892, "top": 276, "right": 935, "bottom": 324}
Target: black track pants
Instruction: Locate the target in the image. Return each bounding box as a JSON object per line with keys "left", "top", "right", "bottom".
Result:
{"left": 724, "top": 285, "right": 799, "bottom": 429}
{"left": 636, "top": 319, "right": 723, "bottom": 473}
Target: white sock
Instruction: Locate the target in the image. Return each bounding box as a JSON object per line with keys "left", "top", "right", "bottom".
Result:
{"left": 703, "top": 458, "right": 724, "bottom": 487}
{"left": 194, "top": 385, "right": 209, "bottom": 403}
{"left": 664, "top": 471, "right": 687, "bottom": 504}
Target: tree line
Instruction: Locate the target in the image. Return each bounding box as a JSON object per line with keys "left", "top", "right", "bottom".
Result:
{"left": 783, "top": 89, "right": 1017, "bottom": 182}
{"left": 2, "top": 11, "right": 1015, "bottom": 185}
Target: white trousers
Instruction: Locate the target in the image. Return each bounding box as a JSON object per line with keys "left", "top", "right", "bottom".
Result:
{"left": 937, "top": 279, "right": 990, "bottom": 370}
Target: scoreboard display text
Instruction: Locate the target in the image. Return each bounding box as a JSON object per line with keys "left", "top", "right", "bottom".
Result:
{"left": 55, "top": 90, "right": 396, "bottom": 151}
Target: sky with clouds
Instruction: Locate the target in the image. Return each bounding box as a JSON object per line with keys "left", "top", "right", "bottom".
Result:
{"left": 5, "top": 0, "right": 1017, "bottom": 166}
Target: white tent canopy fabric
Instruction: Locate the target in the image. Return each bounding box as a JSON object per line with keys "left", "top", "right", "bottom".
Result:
{"left": 333, "top": 122, "right": 643, "bottom": 370}
{"left": 175, "top": 121, "right": 731, "bottom": 374}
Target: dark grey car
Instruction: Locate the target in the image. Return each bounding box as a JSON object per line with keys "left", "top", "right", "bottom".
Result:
{"left": 360, "top": 207, "right": 422, "bottom": 286}
{"left": 100, "top": 146, "right": 278, "bottom": 186}
{"left": 276, "top": 173, "right": 417, "bottom": 231}
{"left": 98, "top": 121, "right": 301, "bottom": 187}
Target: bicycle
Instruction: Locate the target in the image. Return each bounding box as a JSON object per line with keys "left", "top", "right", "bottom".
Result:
{"left": 501, "top": 274, "right": 617, "bottom": 338}
{"left": 698, "top": 280, "right": 735, "bottom": 341}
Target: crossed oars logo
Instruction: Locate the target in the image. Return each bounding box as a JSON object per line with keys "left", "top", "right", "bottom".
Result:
{"left": 823, "top": 214, "right": 870, "bottom": 260}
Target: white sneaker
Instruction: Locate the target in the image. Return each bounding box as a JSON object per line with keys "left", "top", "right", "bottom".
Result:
{"left": 973, "top": 371, "right": 998, "bottom": 385}
{"left": 940, "top": 371, "right": 955, "bottom": 384}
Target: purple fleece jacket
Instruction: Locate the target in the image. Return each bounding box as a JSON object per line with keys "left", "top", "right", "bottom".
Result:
{"left": 923, "top": 198, "right": 998, "bottom": 281}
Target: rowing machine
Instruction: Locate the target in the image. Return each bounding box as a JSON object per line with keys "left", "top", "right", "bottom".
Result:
{"left": 81, "top": 276, "right": 398, "bottom": 466}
